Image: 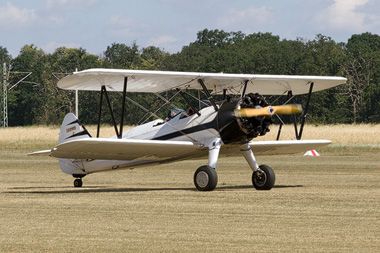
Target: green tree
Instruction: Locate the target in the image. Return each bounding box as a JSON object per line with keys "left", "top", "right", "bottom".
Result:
{"left": 299, "top": 35, "right": 348, "bottom": 124}
{"left": 104, "top": 42, "right": 141, "bottom": 69}
{"left": 0, "top": 46, "right": 11, "bottom": 64}
{"left": 140, "top": 46, "right": 169, "bottom": 70}
{"left": 9, "top": 45, "right": 48, "bottom": 126}
{"left": 49, "top": 47, "right": 104, "bottom": 125}
{"left": 342, "top": 33, "right": 380, "bottom": 122}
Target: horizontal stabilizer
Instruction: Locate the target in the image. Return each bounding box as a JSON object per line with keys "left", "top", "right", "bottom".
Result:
{"left": 26, "top": 149, "right": 52, "bottom": 157}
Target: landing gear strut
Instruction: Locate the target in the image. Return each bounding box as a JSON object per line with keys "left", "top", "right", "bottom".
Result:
{"left": 194, "top": 165, "right": 218, "bottom": 191}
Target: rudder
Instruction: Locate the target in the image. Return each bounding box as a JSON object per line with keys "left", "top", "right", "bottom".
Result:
{"left": 59, "top": 113, "right": 91, "bottom": 144}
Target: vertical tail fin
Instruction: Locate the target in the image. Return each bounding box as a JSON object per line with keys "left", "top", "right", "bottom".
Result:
{"left": 59, "top": 113, "right": 91, "bottom": 145}
{"left": 58, "top": 113, "right": 91, "bottom": 176}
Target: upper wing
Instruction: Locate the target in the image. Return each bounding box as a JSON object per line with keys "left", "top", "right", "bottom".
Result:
{"left": 49, "top": 138, "right": 207, "bottom": 161}
{"left": 58, "top": 68, "right": 347, "bottom": 95}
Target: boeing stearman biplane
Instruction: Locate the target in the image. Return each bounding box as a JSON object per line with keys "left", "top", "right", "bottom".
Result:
{"left": 28, "top": 69, "right": 346, "bottom": 191}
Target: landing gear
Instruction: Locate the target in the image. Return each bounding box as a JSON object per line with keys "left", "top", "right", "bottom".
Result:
{"left": 252, "top": 165, "right": 275, "bottom": 190}
{"left": 74, "top": 178, "right": 83, "bottom": 188}
{"left": 240, "top": 144, "right": 275, "bottom": 190}
{"left": 194, "top": 165, "right": 218, "bottom": 191}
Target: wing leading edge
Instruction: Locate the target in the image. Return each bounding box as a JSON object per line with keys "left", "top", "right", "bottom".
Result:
{"left": 58, "top": 68, "right": 347, "bottom": 95}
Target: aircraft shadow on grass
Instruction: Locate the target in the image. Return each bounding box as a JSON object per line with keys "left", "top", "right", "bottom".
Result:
{"left": 4, "top": 184, "right": 303, "bottom": 194}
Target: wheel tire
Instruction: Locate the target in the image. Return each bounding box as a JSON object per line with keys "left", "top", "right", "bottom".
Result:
{"left": 252, "top": 165, "right": 275, "bottom": 190}
{"left": 194, "top": 165, "right": 218, "bottom": 191}
{"left": 74, "top": 179, "right": 83, "bottom": 188}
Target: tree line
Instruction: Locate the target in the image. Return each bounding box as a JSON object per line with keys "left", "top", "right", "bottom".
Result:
{"left": 1, "top": 29, "right": 380, "bottom": 126}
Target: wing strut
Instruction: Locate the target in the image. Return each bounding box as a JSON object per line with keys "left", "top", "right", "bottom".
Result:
{"left": 198, "top": 79, "right": 218, "bottom": 111}
{"left": 119, "top": 77, "right": 128, "bottom": 137}
{"left": 241, "top": 80, "right": 249, "bottom": 98}
{"left": 96, "top": 77, "right": 128, "bottom": 139}
{"left": 297, "top": 82, "right": 314, "bottom": 140}
{"left": 275, "top": 82, "right": 314, "bottom": 141}
{"left": 222, "top": 89, "right": 227, "bottom": 100}
{"left": 96, "top": 86, "right": 104, "bottom": 138}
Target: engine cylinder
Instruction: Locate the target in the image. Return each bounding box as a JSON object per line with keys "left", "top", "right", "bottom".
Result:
{"left": 217, "top": 93, "right": 272, "bottom": 144}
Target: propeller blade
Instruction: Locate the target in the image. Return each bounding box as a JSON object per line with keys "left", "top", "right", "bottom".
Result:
{"left": 235, "top": 104, "right": 302, "bottom": 117}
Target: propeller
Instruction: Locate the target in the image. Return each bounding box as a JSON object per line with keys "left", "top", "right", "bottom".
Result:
{"left": 235, "top": 104, "right": 302, "bottom": 117}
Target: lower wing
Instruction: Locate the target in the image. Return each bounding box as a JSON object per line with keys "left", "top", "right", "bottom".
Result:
{"left": 248, "top": 139, "right": 331, "bottom": 155}
{"left": 33, "top": 138, "right": 206, "bottom": 161}
{"left": 220, "top": 139, "right": 331, "bottom": 157}
{"left": 28, "top": 139, "right": 331, "bottom": 161}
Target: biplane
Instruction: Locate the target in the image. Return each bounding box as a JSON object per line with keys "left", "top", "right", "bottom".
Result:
{"left": 28, "top": 69, "right": 346, "bottom": 191}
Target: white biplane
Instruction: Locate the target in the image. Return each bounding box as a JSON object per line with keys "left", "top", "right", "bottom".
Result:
{"left": 29, "top": 69, "right": 346, "bottom": 191}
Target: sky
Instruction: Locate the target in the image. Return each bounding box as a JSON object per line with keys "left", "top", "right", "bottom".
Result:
{"left": 1, "top": 0, "right": 380, "bottom": 57}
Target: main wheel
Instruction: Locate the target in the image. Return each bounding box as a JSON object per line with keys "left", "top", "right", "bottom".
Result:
{"left": 194, "top": 165, "right": 218, "bottom": 191}
{"left": 252, "top": 165, "right": 275, "bottom": 190}
{"left": 74, "top": 178, "right": 83, "bottom": 188}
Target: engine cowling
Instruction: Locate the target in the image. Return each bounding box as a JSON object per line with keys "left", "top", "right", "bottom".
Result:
{"left": 217, "top": 93, "right": 272, "bottom": 144}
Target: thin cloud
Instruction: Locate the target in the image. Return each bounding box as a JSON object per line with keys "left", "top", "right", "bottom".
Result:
{"left": 147, "top": 35, "right": 178, "bottom": 51}
{"left": 106, "top": 15, "right": 148, "bottom": 38}
{"left": 43, "top": 0, "right": 98, "bottom": 10}
{"left": 315, "top": 0, "right": 371, "bottom": 32}
{"left": 149, "top": 35, "right": 177, "bottom": 46}
{"left": 108, "top": 15, "right": 136, "bottom": 28}
{"left": 41, "top": 41, "right": 81, "bottom": 53}
{"left": 0, "top": 2, "right": 36, "bottom": 27}
{"left": 216, "top": 6, "right": 275, "bottom": 29}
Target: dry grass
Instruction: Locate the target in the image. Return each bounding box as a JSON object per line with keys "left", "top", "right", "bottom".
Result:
{"left": 262, "top": 124, "right": 380, "bottom": 145}
{"left": 0, "top": 125, "right": 124, "bottom": 150}
{"left": 1, "top": 125, "right": 380, "bottom": 252}
{"left": 2, "top": 123, "right": 380, "bottom": 146}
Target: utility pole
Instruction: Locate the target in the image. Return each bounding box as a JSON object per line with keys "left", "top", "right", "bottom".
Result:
{"left": 1, "top": 62, "right": 8, "bottom": 127}
{"left": 0, "top": 64, "right": 33, "bottom": 128}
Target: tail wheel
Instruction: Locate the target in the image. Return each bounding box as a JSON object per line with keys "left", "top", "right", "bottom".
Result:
{"left": 252, "top": 165, "right": 275, "bottom": 190}
{"left": 194, "top": 165, "right": 218, "bottom": 191}
{"left": 74, "top": 178, "right": 83, "bottom": 188}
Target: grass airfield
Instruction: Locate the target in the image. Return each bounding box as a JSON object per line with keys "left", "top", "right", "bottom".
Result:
{"left": 1, "top": 125, "right": 380, "bottom": 252}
